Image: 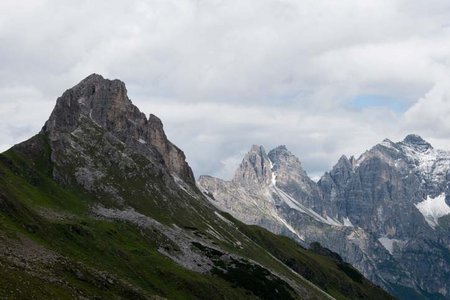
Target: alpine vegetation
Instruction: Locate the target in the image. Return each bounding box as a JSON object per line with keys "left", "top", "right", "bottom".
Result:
{"left": 0, "top": 75, "right": 392, "bottom": 299}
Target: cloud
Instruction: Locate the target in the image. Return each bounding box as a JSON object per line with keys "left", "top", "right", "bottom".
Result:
{"left": 0, "top": 85, "right": 53, "bottom": 150}
{"left": 136, "top": 100, "right": 399, "bottom": 179}
{"left": 1, "top": 0, "right": 450, "bottom": 179}
{"left": 403, "top": 78, "right": 450, "bottom": 147}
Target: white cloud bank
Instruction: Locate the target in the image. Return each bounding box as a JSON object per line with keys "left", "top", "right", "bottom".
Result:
{"left": 1, "top": 0, "right": 450, "bottom": 179}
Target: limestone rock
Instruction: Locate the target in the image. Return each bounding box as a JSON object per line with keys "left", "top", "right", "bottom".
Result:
{"left": 43, "top": 74, "right": 195, "bottom": 187}
{"left": 199, "top": 137, "right": 450, "bottom": 299}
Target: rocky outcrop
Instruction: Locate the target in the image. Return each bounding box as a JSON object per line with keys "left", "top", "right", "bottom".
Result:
{"left": 232, "top": 145, "right": 272, "bottom": 187}
{"left": 42, "top": 74, "right": 195, "bottom": 187}
{"left": 146, "top": 113, "right": 195, "bottom": 185}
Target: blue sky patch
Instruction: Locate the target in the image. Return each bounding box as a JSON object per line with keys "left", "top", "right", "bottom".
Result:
{"left": 348, "top": 95, "right": 408, "bottom": 113}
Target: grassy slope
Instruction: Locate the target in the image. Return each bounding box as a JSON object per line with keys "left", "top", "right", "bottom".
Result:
{"left": 224, "top": 213, "right": 393, "bottom": 300}
{"left": 0, "top": 134, "right": 394, "bottom": 299}
{"left": 0, "top": 136, "right": 269, "bottom": 299}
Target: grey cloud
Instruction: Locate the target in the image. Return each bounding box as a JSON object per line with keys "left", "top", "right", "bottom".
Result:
{"left": 403, "top": 78, "right": 450, "bottom": 142}
{"left": 137, "top": 100, "right": 401, "bottom": 179}
{"left": 1, "top": 0, "right": 450, "bottom": 179}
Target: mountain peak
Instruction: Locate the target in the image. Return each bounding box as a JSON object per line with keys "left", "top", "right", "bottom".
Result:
{"left": 268, "top": 145, "right": 294, "bottom": 158}
{"left": 325, "top": 154, "right": 356, "bottom": 186}
{"left": 148, "top": 113, "right": 164, "bottom": 130}
{"left": 403, "top": 134, "right": 427, "bottom": 144}
{"left": 79, "top": 73, "right": 105, "bottom": 83}
{"left": 44, "top": 73, "right": 142, "bottom": 138}
{"left": 74, "top": 73, "right": 127, "bottom": 102}
{"left": 402, "top": 134, "right": 433, "bottom": 151}
{"left": 381, "top": 138, "right": 394, "bottom": 145}
{"left": 272, "top": 145, "right": 288, "bottom": 152}
{"left": 43, "top": 74, "right": 195, "bottom": 185}
{"left": 268, "top": 145, "right": 313, "bottom": 187}
{"left": 249, "top": 144, "right": 266, "bottom": 153}
{"left": 149, "top": 113, "right": 162, "bottom": 124}
{"left": 233, "top": 145, "right": 271, "bottom": 186}
{"left": 337, "top": 154, "right": 349, "bottom": 164}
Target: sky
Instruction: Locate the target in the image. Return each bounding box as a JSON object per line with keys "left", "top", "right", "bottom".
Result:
{"left": 2, "top": 0, "right": 450, "bottom": 180}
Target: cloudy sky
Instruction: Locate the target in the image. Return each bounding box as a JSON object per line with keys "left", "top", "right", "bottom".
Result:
{"left": 2, "top": 0, "right": 450, "bottom": 180}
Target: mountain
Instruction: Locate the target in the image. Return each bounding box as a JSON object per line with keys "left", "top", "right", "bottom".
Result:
{"left": 0, "top": 74, "right": 392, "bottom": 299}
{"left": 199, "top": 138, "right": 450, "bottom": 300}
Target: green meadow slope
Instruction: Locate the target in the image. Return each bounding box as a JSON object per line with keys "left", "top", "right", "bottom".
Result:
{"left": 0, "top": 133, "right": 393, "bottom": 300}
{"left": 0, "top": 74, "right": 394, "bottom": 299}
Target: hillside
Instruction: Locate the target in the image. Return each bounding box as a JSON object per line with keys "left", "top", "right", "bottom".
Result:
{"left": 0, "top": 74, "right": 392, "bottom": 299}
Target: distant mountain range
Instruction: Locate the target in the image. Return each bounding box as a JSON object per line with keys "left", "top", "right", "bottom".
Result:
{"left": 199, "top": 135, "right": 450, "bottom": 299}
{"left": 0, "top": 74, "right": 392, "bottom": 299}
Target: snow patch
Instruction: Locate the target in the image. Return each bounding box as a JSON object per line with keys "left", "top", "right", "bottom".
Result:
{"left": 271, "top": 173, "right": 277, "bottom": 186}
{"left": 399, "top": 144, "right": 450, "bottom": 184}
{"left": 173, "top": 175, "right": 199, "bottom": 199}
{"left": 378, "top": 237, "right": 402, "bottom": 255}
{"left": 206, "top": 224, "right": 226, "bottom": 241}
{"left": 343, "top": 217, "right": 353, "bottom": 227}
{"left": 310, "top": 176, "right": 321, "bottom": 183}
{"left": 271, "top": 187, "right": 343, "bottom": 227}
{"left": 270, "top": 211, "right": 305, "bottom": 241}
{"left": 325, "top": 216, "right": 343, "bottom": 227}
{"left": 138, "top": 138, "right": 147, "bottom": 144}
{"left": 355, "top": 153, "right": 366, "bottom": 167}
{"left": 214, "top": 211, "right": 234, "bottom": 226}
{"left": 415, "top": 193, "right": 450, "bottom": 228}
{"left": 381, "top": 139, "right": 394, "bottom": 148}
{"left": 268, "top": 158, "right": 277, "bottom": 186}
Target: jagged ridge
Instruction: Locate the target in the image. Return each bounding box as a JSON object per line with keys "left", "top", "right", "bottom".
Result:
{"left": 44, "top": 73, "right": 195, "bottom": 186}
{"left": 199, "top": 137, "right": 450, "bottom": 300}
{"left": 0, "top": 74, "right": 393, "bottom": 299}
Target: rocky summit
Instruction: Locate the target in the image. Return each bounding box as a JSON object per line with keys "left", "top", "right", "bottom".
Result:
{"left": 199, "top": 137, "right": 450, "bottom": 300}
{"left": 44, "top": 73, "right": 195, "bottom": 187}
{"left": 0, "top": 74, "right": 393, "bottom": 299}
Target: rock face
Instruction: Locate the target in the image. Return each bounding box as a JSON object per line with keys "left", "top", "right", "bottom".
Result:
{"left": 199, "top": 137, "right": 450, "bottom": 300}
{"left": 233, "top": 145, "right": 272, "bottom": 187}
{"left": 268, "top": 146, "right": 323, "bottom": 214}
{"left": 42, "top": 74, "right": 195, "bottom": 204}
{"left": 0, "top": 74, "right": 394, "bottom": 299}
{"left": 43, "top": 74, "right": 195, "bottom": 192}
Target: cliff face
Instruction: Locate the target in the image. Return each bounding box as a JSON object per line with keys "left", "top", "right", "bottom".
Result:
{"left": 199, "top": 138, "right": 450, "bottom": 300}
{"left": 232, "top": 145, "right": 272, "bottom": 187}
{"left": 268, "top": 146, "right": 323, "bottom": 214}
{"left": 43, "top": 73, "right": 195, "bottom": 187}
